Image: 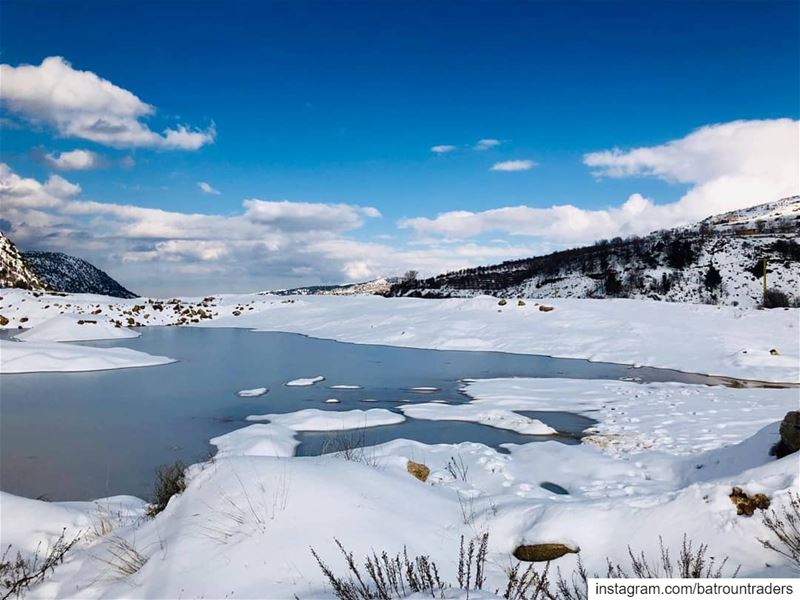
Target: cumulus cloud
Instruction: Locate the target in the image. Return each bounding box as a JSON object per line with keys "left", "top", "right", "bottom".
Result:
{"left": 431, "top": 144, "right": 456, "bottom": 154}
{"left": 1, "top": 163, "right": 538, "bottom": 294}
{"left": 3, "top": 163, "right": 458, "bottom": 293}
{"left": 474, "top": 138, "right": 501, "bottom": 150}
{"left": 404, "top": 119, "right": 799, "bottom": 243}
{"left": 0, "top": 57, "right": 215, "bottom": 150}
{"left": 197, "top": 181, "right": 220, "bottom": 195}
{"left": 44, "top": 149, "right": 103, "bottom": 170}
{"left": 490, "top": 159, "right": 536, "bottom": 172}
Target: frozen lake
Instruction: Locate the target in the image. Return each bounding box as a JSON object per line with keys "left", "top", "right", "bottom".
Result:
{"left": 0, "top": 327, "right": 725, "bottom": 500}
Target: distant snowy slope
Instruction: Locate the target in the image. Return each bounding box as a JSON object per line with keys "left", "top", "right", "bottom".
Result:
{"left": 388, "top": 196, "right": 800, "bottom": 307}
{"left": 0, "top": 232, "right": 46, "bottom": 291}
{"left": 269, "top": 277, "right": 400, "bottom": 296}
{"left": 22, "top": 251, "right": 137, "bottom": 298}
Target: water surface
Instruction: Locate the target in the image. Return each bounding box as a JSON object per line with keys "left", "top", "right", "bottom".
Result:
{"left": 1, "top": 327, "right": 722, "bottom": 500}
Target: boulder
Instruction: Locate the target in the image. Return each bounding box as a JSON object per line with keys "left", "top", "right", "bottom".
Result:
{"left": 406, "top": 460, "right": 430, "bottom": 482}
{"left": 773, "top": 411, "right": 800, "bottom": 458}
{"left": 0, "top": 314, "right": 8, "bottom": 326}
{"left": 538, "top": 305, "right": 555, "bottom": 312}
{"left": 517, "top": 300, "right": 526, "bottom": 306}
{"left": 513, "top": 543, "right": 579, "bottom": 562}
{"left": 497, "top": 299, "right": 507, "bottom": 306}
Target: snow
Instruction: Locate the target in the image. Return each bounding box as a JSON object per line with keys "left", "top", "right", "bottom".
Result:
{"left": 1, "top": 289, "right": 800, "bottom": 597}
{"left": 237, "top": 387, "right": 268, "bottom": 397}
{"left": 462, "top": 378, "right": 800, "bottom": 457}
{"left": 285, "top": 375, "right": 325, "bottom": 386}
{"left": 210, "top": 424, "right": 299, "bottom": 458}
{"left": 246, "top": 407, "right": 405, "bottom": 431}
{"left": 400, "top": 403, "right": 558, "bottom": 435}
{"left": 0, "top": 339, "right": 174, "bottom": 373}
{"left": 14, "top": 314, "right": 139, "bottom": 342}
{"left": 2, "top": 290, "right": 798, "bottom": 382}
{"left": 1, "top": 375, "right": 798, "bottom": 597}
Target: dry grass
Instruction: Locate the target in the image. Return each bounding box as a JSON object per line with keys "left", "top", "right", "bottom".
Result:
{"left": 0, "top": 529, "right": 80, "bottom": 600}
{"left": 760, "top": 490, "right": 800, "bottom": 570}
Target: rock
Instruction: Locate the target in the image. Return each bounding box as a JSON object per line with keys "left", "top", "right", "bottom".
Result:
{"left": 772, "top": 411, "right": 800, "bottom": 458}
{"left": 729, "top": 487, "right": 770, "bottom": 516}
{"left": 406, "top": 460, "right": 430, "bottom": 482}
{"left": 517, "top": 300, "right": 526, "bottom": 306}
{"left": 0, "top": 314, "right": 8, "bottom": 326}
{"left": 513, "top": 543, "right": 579, "bottom": 562}
{"left": 497, "top": 299, "right": 507, "bottom": 306}
{"left": 538, "top": 305, "right": 555, "bottom": 312}
{"left": 770, "top": 348, "right": 780, "bottom": 356}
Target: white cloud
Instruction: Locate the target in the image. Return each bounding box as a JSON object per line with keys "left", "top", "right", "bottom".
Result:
{"left": 0, "top": 163, "right": 81, "bottom": 209}
{"left": 430, "top": 144, "right": 456, "bottom": 154}
{"left": 474, "top": 138, "right": 501, "bottom": 150}
{"left": 0, "top": 163, "right": 535, "bottom": 295}
{"left": 197, "top": 181, "right": 220, "bottom": 195}
{"left": 0, "top": 57, "right": 215, "bottom": 150}
{"left": 45, "top": 149, "right": 103, "bottom": 170}
{"left": 404, "top": 119, "right": 800, "bottom": 243}
{"left": 490, "top": 159, "right": 537, "bottom": 172}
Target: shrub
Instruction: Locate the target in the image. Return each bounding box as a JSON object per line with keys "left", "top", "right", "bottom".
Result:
{"left": 312, "top": 534, "right": 735, "bottom": 600}
{"left": 320, "top": 428, "right": 380, "bottom": 467}
{"left": 666, "top": 240, "right": 696, "bottom": 269}
{"left": 311, "top": 534, "right": 488, "bottom": 600}
{"left": 0, "top": 529, "right": 80, "bottom": 599}
{"left": 763, "top": 288, "right": 790, "bottom": 309}
{"left": 146, "top": 461, "right": 187, "bottom": 517}
{"left": 604, "top": 272, "right": 622, "bottom": 296}
{"left": 704, "top": 264, "right": 722, "bottom": 290}
{"left": 759, "top": 490, "right": 800, "bottom": 570}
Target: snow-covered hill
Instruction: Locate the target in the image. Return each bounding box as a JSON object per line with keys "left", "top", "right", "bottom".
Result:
{"left": 269, "top": 277, "right": 401, "bottom": 296}
{"left": 22, "top": 251, "right": 137, "bottom": 298}
{"left": 0, "top": 233, "right": 45, "bottom": 291}
{"left": 388, "top": 197, "right": 800, "bottom": 308}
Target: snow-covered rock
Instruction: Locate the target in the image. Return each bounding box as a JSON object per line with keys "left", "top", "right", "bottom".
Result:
{"left": 14, "top": 314, "right": 139, "bottom": 342}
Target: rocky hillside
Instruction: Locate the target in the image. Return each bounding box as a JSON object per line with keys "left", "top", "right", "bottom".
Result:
{"left": 387, "top": 197, "right": 800, "bottom": 308}
{"left": 0, "top": 232, "right": 137, "bottom": 298}
{"left": 22, "top": 251, "right": 137, "bottom": 299}
{"left": 0, "top": 233, "right": 46, "bottom": 291}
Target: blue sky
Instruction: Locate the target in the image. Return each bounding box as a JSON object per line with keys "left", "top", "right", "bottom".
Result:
{"left": 1, "top": 1, "right": 798, "bottom": 294}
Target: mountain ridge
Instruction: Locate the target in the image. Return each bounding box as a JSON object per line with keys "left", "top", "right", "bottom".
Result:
{"left": 0, "top": 232, "right": 137, "bottom": 298}
{"left": 385, "top": 196, "right": 800, "bottom": 307}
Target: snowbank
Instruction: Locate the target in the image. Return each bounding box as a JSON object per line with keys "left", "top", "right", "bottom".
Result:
{"left": 210, "top": 423, "right": 299, "bottom": 458}
{"left": 13, "top": 314, "right": 139, "bottom": 342}
{"left": 246, "top": 408, "right": 405, "bottom": 431}
{"left": 400, "top": 403, "right": 558, "bottom": 435}
{"left": 462, "top": 378, "right": 800, "bottom": 456}
{"left": 0, "top": 339, "right": 174, "bottom": 373}
{"left": 2, "top": 290, "right": 798, "bottom": 381}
